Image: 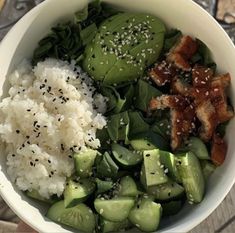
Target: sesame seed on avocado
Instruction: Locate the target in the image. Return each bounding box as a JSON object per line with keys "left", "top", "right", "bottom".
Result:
{"left": 82, "top": 13, "right": 166, "bottom": 84}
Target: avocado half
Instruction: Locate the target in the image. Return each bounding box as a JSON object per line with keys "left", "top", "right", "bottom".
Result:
{"left": 83, "top": 12, "right": 166, "bottom": 85}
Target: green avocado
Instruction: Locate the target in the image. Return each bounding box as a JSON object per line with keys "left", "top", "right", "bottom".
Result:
{"left": 83, "top": 13, "right": 166, "bottom": 84}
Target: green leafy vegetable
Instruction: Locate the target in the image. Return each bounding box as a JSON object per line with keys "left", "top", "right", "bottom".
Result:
{"left": 216, "top": 121, "right": 230, "bottom": 137}
{"left": 80, "top": 23, "right": 98, "bottom": 46}
{"left": 163, "top": 29, "right": 182, "bottom": 52}
{"left": 134, "top": 80, "right": 162, "bottom": 112}
{"left": 107, "top": 111, "right": 129, "bottom": 142}
{"left": 32, "top": 0, "right": 120, "bottom": 65}
{"left": 100, "top": 85, "right": 126, "bottom": 114}
{"left": 152, "top": 119, "right": 171, "bottom": 140}
{"left": 191, "top": 39, "right": 217, "bottom": 72}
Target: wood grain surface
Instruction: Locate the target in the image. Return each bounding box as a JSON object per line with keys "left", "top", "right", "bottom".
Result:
{"left": 0, "top": 0, "right": 5, "bottom": 11}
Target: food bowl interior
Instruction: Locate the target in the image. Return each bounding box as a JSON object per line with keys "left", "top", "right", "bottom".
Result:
{"left": 0, "top": 0, "right": 235, "bottom": 232}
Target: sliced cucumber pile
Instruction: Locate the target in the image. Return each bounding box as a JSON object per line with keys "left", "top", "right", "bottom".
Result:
{"left": 64, "top": 178, "right": 96, "bottom": 208}
{"left": 47, "top": 201, "right": 96, "bottom": 232}
{"left": 100, "top": 217, "right": 131, "bottom": 233}
{"left": 118, "top": 176, "right": 138, "bottom": 197}
{"left": 128, "top": 197, "right": 162, "bottom": 232}
{"left": 94, "top": 197, "right": 135, "bottom": 222}
{"left": 112, "top": 143, "right": 143, "bottom": 167}
{"left": 74, "top": 149, "right": 97, "bottom": 178}
{"left": 140, "top": 149, "right": 168, "bottom": 188}
{"left": 46, "top": 145, "right": 209, "bottom": 232}
{"left": 147, "top": 180, "right": 184, "bottom": 201}
{"left": 176, "top": 152, "right": 205, "bottom": 203}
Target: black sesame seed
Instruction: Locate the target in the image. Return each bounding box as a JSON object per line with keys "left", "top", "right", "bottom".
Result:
{"left": 69, "top": 155, "right": 73, "bottom": 159}
{"left": 92, "top": 54, "right": 95, "bottom": 58}
{"left": 22, "top": 144, "right": 25, "bottom": 148}
{"left": 35, "top": 159, "right": 39, "bottom": 162}
{"left": 150, "top": 172, "right": 155, "bottom": 175}
{"left": 27, "top": 109, "right": 31, "bottom": 112}
{"left": 16, "top": 130, "right": 20, "bottom": 134}
{"left": 30, "top": 162, "right": 33, "bottom": 166}
{"left": 48, "top": 160, "right": 51, "bottom": 164}
{"left": 33, "top": 121, "right": 38, "bottom": 126}
{"left": 49, "top": 175, "right": 51, "bottom": 178}
{"left": 146, "top": 154, "right": 150, "bottom": 157}
{"left": 26, "top": 136, "right": 30, "bottom": 139}
{"left": 147, "top": 143, "right": 151, "bottom": 147}
{"left": 51, "top": 171, "right": 54, "bottom": 175}
{"left": 12, "top": 154, "right": 15, "bottom": 157}
{"left": 168, "top": 192, "right": 171, "bottom": 197}
{"left": 91, "top": 67, "right": 95, "bottom": 71}
{"left": 44, "top": 79, "right": 47, "bottom": 83}
{"left": 61, "top": 144, "right": 64, "bottom": 151}
{"left": 27, "top": 141, "right": 30, "bottom": 145}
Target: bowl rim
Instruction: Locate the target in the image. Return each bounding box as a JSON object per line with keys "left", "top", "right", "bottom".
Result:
{"left": 0, "top": 0, "right": 235, "bottom": 232}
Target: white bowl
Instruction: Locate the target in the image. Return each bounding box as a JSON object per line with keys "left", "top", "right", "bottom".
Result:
{"left": 0, "top": 0, "right": 235, "bottom": 232}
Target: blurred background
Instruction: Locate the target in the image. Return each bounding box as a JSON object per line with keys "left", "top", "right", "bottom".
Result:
{"left": 0, "top": 0, "right": 234, "bottom": 232}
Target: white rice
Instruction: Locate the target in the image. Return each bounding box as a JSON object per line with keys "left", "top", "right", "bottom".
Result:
{"left": 0, "top": 58, "right": 107, "bottom": 198}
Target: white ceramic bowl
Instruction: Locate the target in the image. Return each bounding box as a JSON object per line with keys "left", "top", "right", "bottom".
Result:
{"left": 0, "top": 0, "right": 235, "bottom": 232}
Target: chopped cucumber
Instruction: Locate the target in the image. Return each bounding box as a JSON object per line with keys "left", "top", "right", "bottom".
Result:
{"left": 96, "top": 178, "right": 114, "bottom": 194}
{"left": 179, "top": 137, "right": 210, "bottom": 160}
{"left": 128, "top": 197, "right": 162, "bottom": 232}
{"left": 130, "top": 131, "right": 169, "bottom": 151}
{"left": 64, "top": 179, "right": 95, "bottom": 208}
{"left": 118, "top": 176, "right": 138, "bottom": 197}
{"left": 176, "top": 152, "right": 205, "bottom": 203}
{"left": 100, "top": 217, "right": 131, "bottom": 233}
{"left": 162, "top": 200, "right": 183, "bottom": 216}
{"left": 200, "top": 160, "right": 216, "bottom": 180}
{"left": 94, "top": 197, "right": 135, "bottom": 222}
{"left": 160, "top": 151, "right": 181, "bottom": 183}
{"left": 147, "top": 180, "right": 184, "bottom": 201}
{"left": 74, "top": 149, "right": 97, "bottom": 178}
{"left": 26, "top": 190, "right": 57, "bottom": 204}
{"left": 47, "top": 201, "right": 95, "bottom": 232}
{"left": 140, "top": 149, "right": 168, "bottom": 188}
{"left": 97, "top": 152, "right": 119, "bottom": 179}
{"left": 112, "top": 143, "right": 143, "bottom": 167}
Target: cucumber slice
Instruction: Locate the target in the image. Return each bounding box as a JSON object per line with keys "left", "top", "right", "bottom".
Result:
{"left": 200, "top": 160, "right": 216, "bottom": 180}
{"left": 74, "top": 149, "right": 97, "bottom": 178}
{"left": 26, "top": 190, "right": 57, "bottom": 204}
{"left": 97, "top": 152, "right": 119, "bottom": 179}
{"left": 147, "top": 180, "right": 184, "bottom": 201}
{"left": 176, "top": 152, "right": 205, "bottom": 203}
{"left": 118, "top": 176, "right": 138, "bottom": 197}
{"left": 179, "top": 137, "right": 210, "bottom": 160}
{"left": 128, "top": 197, "right": 162, "bottom": 232}
{"left": 130, "top": 131, "right": 169, "bottom": 151}
{"left": 159, "top": 151, "right": 181, "bottom": 183}
{"left": 100, "top": 217, "right": 131, "bottom": 233}
{"left": 47, "top": 201, "right": 95, "bottom": 232}
{"left": 64, "top": 179, "right": 96, "bottom": 208}
{"left": 162, "top": 200, "right": 183, "bottom": 217}
{"left": 94, "top": 197, "right": 135, "bottom": 222}
{"left": 96, "top": 178, "right": 114, "bottom": 194}
{"left": 112, "top": 143, "right": 143, "bottom": 167}
{"left": 140, "top": 149, "right": 168, "bottom": 188}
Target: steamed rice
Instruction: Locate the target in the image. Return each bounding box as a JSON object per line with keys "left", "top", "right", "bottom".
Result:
{"left": 0, "top": 58, "right": 107, "bottom": 198}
